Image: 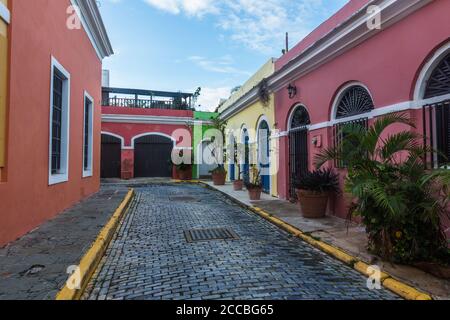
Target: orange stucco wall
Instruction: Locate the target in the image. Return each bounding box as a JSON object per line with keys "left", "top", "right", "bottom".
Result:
{"left": 0, "top": 0, "right": 103, "bottom": 246}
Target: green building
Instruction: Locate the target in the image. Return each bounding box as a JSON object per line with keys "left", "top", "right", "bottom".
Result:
{"left": 192, "top": 111, "right": 218, "bottom": 179}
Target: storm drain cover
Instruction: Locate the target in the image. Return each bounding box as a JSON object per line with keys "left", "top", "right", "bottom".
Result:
{"left": 184, "top": 228, "right": 239, "bottom": 243}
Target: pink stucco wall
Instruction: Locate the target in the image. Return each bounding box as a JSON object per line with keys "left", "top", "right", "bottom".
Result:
{"left": 275, "top": 0, "right": 450, "bottom": 221}
{"left": 0, "top": 0, "right": 103, "bottom": 246}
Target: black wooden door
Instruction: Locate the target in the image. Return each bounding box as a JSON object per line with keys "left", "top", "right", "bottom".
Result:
{"left": 101, "top": 134, "right": 121, "bottom": 178}
{"left": 134, "top": 135, "right": 173, "bottom": 178}
{"left": 289, "top": 129, "right": 308, "bottom": 200}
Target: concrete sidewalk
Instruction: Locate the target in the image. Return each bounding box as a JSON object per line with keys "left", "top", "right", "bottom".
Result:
{"left": 204, "top": 181, "right": 450, "bottom": 300}
{"left": 0, "top": 185, "right": 129, "bottom": 300}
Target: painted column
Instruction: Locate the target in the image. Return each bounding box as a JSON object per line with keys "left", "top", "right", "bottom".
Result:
{"left": 121, "top": 149, "right": 134, "bottom": 180}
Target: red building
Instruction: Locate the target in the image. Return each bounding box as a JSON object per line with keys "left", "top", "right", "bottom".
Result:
{"left": 100, "top": 87, "right": 195, "bottom": 180}
{"left": 0, "top": 0, "right": 113, "bottom": 246}
{"left": 270, "top": 0, "right": 449, "bottom": 234}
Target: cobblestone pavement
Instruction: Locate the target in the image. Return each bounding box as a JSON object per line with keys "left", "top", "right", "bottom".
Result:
{"left": 84, "top": 184, "right": 399, "bottom": 300}
{"left": 0, "top": 185, "right": 129, "bottom": 300}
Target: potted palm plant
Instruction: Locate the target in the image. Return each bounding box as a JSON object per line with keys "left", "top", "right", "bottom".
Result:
{"left": 174, "top": 150, "right": 192, "bottom": 181}
{"left": 245, "top": 166, "right": 263, "bottom": 200}
{"left": 314, "top": 113, "right": 450, "bottom": 264}
{"left": 294, "top": 168, "right": 339, "bottom": 218}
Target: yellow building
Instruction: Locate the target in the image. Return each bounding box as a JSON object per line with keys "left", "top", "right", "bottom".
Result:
{"left": 0, "top": 0, "right": 9, "bottom": 180}
{"left": 218, "top": 58, "right": 278, "bottom": 197}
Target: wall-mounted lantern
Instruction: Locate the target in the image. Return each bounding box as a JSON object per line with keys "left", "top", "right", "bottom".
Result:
{"left": 288, "top": 83, "right": 297, "bottom": 99}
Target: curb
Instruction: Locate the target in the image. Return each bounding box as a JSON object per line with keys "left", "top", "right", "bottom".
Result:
{"left": 55, "top": 189, "right": 135, "bottom": 300}
{"left": 199, "top": 182, "right": 433, "bottom": 301}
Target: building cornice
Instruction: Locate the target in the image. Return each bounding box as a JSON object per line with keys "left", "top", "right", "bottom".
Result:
{"left": 71, "top": 0, "right": 113, "bottom": 60}
{"left": 102, "top": 114, "right": 194, "bottom": 126}
{"left": 219, "top": 0, "right": 432, "bottom": 121}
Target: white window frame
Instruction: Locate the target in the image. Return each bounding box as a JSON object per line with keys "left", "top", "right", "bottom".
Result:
{"left": 83, "top": 91, "right": 94, "bottom": 178}
{"left": 49, "top": 57, "right": 71, "bottom": 186}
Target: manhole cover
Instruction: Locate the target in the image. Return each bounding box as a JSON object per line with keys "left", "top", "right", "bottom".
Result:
{"left": 184, "top": 228, "right": 239, "bottom": 243}
{"left": 169, "top": 196, "right": 199, "bottom": 202}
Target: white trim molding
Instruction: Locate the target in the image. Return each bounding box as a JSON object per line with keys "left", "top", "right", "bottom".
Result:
{"left": 70, "top": 0, "right": 113, "bottom": 60}
{"left": 101, "top": 131, "right": 128, "bottom": 149}
{"left": 82, "top": 91, "right": 94, "bottom": 178}
{"left": 219, "top": 0, "right": 432, "bottom": 121}
{"left": 0, "top": 2, "right": 10, "bottom": 24}
{"left": 102, "top": 114, "right": 194, "bottom": 126}
{"left": 49, "top": 57, "right": 71, "bottom": 186}
{"left": 414, "top": 40, "right": 450, "bottom": 100}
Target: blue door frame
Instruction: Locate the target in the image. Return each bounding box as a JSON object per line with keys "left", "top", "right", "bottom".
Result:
{"left": 258, "top": 121, "right": 270, "bottom": 194}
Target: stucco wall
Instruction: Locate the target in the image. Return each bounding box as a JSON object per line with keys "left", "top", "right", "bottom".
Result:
{"left": 0, "top": 0, "right": 103, "bottom": 246}
{"left": 274, "top": 0, "right": 450, "bottom": 219}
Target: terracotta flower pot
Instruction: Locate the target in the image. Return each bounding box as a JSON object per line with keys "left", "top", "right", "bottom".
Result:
{"left": 212, "top": 172, "right": 226, "bottom": 185}
{"left": 178, "top": 169, "right": 191, "bottom": 181}
{"left": 248, "top": 188, "right": 262, "bottom": 201}
{"left": 233, "top": 180, "right": 244, "bottom": 191}
{"left": 296, "top": 189, "right": 329, "bottom": 219}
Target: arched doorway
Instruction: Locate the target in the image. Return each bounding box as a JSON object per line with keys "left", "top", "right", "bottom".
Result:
{"left": 257, "top": 119, "right": 270, "bottom": 193}
{"left": 416, "top": 48, "right": 450, "bottom": 167}
{"left": 101, "top": 134, "right": 122, "bottom": 178}
{"left": 198, "top": 140, "right": 216, "bottom": 179}
{"left": 241, "top": 127, "right": 250, "bottom": 182}
{"left": 228, "top": 135, "right": 236, "bottom": 181}
{"left": 134, "top": 134, "right": 173, "bottom": 178}
{"left": 288, "top": 105, "right": 311, "bottom": 200}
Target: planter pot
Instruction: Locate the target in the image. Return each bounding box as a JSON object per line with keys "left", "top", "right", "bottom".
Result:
{"left": 296, "top": 189, "right": 330, "bottom": 219}
{"left": 212, "top": 172, "right": 226, "bottom": 185}
{"left": 233, "top": 180, "right": 244, "bottom": 191}
{"left": 248, "top": 188, "right": 262, "bottom": 201}
{"left": 178, "top": 169, "right": 191, "bottom": 181}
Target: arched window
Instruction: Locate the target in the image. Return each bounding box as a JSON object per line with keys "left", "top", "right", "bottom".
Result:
{"left": 334, "top": 85, "right": 374, "bottom": 167}
{"left": 422, "top": 52, "right": 450, "bottom": 167}
{"left": 335, "top": 85, "right": 374, "bottom": 119}
{"left": 424, "top": 52, "right": 450, "bottom": 99}
{"left": 290, "top": 105, "right": 311, "bottom": 130}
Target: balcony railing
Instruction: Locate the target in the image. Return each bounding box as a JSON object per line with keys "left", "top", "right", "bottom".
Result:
{"left": 102, "top": 87, "right": 195, "bottom": 111}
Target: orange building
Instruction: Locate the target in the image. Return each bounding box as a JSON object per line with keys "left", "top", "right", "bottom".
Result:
{"left": 0, "top": 0, "right": 113, "bottom": 246}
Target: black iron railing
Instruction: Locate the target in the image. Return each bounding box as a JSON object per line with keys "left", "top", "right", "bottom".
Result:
{"left": 423, "top": 100, "right": 450, "bottom": 168}
{"left": 102, "top": 87, "right": 195, "bottom": 111}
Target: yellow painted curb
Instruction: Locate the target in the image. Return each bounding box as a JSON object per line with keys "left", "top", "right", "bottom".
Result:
{"left": 383, "top": 278, "right": 432, "bottom": 300}
{"left": 55, "top": 189, "right": 135, "bottom": 300}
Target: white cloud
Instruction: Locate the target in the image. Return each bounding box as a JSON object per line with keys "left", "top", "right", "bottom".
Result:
{"left": 143, "top": 0, "right": 344, "bottom": 54}
{"left": 188, "top": 55, "right": 250, "bottom": 76}
{"left": 143, "top": 0, "right": 218, "bottom": 17}
{"left": 195, "top": 87, "right": 231, "bottom": 111}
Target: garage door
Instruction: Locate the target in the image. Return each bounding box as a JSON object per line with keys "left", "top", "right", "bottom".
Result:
{"left": 101, "top": 134, "right": 121, "bottom": 178}
{"left": 134, "top": 135, "right": 173, "bottom": 178}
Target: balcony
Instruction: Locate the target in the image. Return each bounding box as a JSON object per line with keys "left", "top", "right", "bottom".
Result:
{"left": 102, "top": 87, "right": 196, "bottom": 111}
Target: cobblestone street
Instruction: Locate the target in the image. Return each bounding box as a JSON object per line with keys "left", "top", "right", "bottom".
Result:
{"left": 84, "top": 184, "right": 399, "bottom": 300}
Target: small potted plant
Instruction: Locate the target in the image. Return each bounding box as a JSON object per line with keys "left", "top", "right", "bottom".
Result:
{"left": 245, "top": 166, "right": 263, "bottom": 200}
{"left": 294, "top": 168, "right": 339, "bottom": 218}
{"left": 174, "top": 150, "right": 192, "bottom": 181}
{"left": 211, "top": 165, "right": 227, "bottom": 185}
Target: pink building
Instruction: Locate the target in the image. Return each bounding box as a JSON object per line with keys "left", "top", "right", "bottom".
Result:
{"left": 100, "top": 87, "right": 195, "bottom": 180}
{"left": 269, "top": 0, "right": 449, "bottom": 230}
{"left": 0, "top": 0, "right": 113, "bottom": 246}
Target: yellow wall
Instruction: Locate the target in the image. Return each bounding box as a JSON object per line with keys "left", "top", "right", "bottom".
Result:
{"left": 218, "top": 58, "right": 276, "bottom": 113}
{"left": 224, "top": 95, "right": 278, "bottom": 197}
{"left": 0, "top": 0, "right": 8, "bottom": 168}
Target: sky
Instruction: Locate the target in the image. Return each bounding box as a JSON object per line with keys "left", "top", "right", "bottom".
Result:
{"left": 99, "top": 0, "right": 349, "bottom": 111}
